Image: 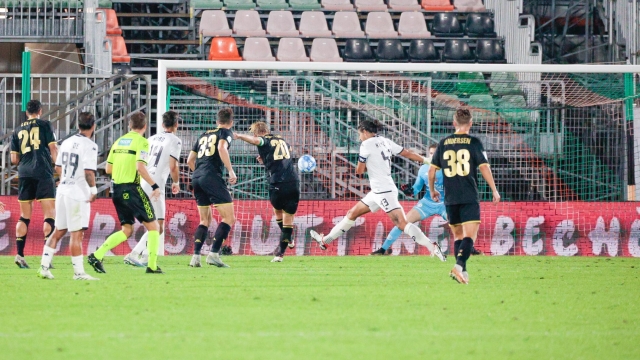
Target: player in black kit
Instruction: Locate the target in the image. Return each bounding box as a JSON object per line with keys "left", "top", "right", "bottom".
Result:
{"left": 187, "top": 108, "right": 236, "bottom": 268}
{"left": 10, "top": 100, "right": 58, "bottom": 269}
{"left": 429, "top": 109, "right": 500, "bottom": 284}
{"left": 234, "top": 121, "right": 300, "bottom": 263}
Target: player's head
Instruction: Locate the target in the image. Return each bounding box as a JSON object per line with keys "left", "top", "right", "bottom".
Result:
{"left": 217, "top": 107, "right": 234, "bottom": 128}
{"left": 453, "top": 108, "right": 472, "bottom": 128}
{"left": 129, "top": 111, "right": 147, "bottom": 133}
{"left": 26, "top": 99, "right": 42, "bottom": 117}
{"left": 78, "top": 112, "right": 96, "bottom": 135}
{"left": 249, "top": 121, "right": 269, "bottom": 137}
{"left": 357, "top": 120, "right": 383, "bottom": 141}
{"left": 428, "top": 143, "right": 437, "bottom": 158}
{"left": 162, "top": 110, "right": 180, "bottom": 132}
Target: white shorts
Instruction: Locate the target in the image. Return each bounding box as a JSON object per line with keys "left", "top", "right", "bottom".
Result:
{"left": 141, "top": 181, "right": 166, "bottom": 220}
{"left": 361, "top": 189, "right": 402, "bottom": 213}
{"left": 55, "top": 193, "right": 90, "bottom": 232}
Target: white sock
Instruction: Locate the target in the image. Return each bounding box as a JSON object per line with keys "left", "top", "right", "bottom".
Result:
{"left": 324, "top": 218, "right": 356, "bottom": 245}
{"left": 403, "top": 223, "right": 433, "bottom": 250}
{"left": 41, "top": 246, "right": 55, "bottom": 269}
{"left": 132, "top": 232, "right": 148, "bottom": 256}
{"left": 72, "top": 255, "right": 85, "bottom": 274}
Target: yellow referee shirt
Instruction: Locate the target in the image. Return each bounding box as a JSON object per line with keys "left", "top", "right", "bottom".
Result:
{"left": 106, "top": 131, "right": 149, "bottom": 185}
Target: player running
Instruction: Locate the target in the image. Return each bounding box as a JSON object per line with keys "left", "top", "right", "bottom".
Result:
{"left": 187, "top": 108, "right": 237, "bottom": 268}
{"left": 37, "top": 112, "right": 99, "bottom": 280}
{"left": 234, "top": 121, "right": 300, "bottom": 263}
{"left": 10, "top": 99, "right": 58, "bottom": 269}
{"left": 123, "top": 111, "right": 182, "bottom": 267}
{"left": 310, "top": 120, "right": 446, "bottom": 261}
{"left": 429, "top": 109, "right": 500, "bottom": 284}
{"left": 88, "top": 112, "right": 164, "bottom": 274}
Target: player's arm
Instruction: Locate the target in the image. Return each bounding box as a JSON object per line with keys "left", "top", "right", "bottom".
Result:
{"left": 479, "top": 165, "right": 500, "bottom": 203}
{"left": 169, "top": 157, "right": 180, "bottom": 195}
{"left": 356, "top": 142, "right": 369, "bottom": 175}
{"left": 399, "top": 148, "right": 428, "bottom": 164}
{"left": 428, "top": 166, "right": 440, "bottom": 202}
{"left": 10, "top": 134, "right": 19, "bottom": 164}
{"left": 187, "top": 151, "right": 196, "bottom": 171}
{"left": 137, "top": 162, "right": 157, "bottom": 188}
{"left": 49, "top": 143, "right": 58, "bottom": 165}
{"left": 412, "top": 166, "right": 426, "bottom": 196}
{"left": 85, "top": 170, "right": 97, "bottom": 202}
{"left": 218, "top": 139, "right": 237, "bottom": 184}
{"left": 10, "top": 152, "right": 19, "bottom": 165}
{"left": 234, "top": 133, "right": 263, "bottom": 146}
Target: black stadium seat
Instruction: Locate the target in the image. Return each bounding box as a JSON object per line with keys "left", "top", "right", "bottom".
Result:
{"left": 408, "top": 39, "right": 440, "bottom": 62}
{"left": 476, "top": 39, "right": 506, "bottom": 63}
{"left": 431, "top": 12, "right": 463, "bottom": 37}
{"left": 376, "top": 39, "right": 408, "bottom": 62}
{"left": 443, "top": 39, "right": 474, "bottom": 63}
{"left": 343, "top": 39, "right": 376, "bottom": 62}
{"left": 465, "top": 13, "right": 496, "bottom": 37}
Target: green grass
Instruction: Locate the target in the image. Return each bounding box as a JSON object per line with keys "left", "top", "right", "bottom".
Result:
{"left": 1, "top": 256, "right": 639, "bottom": 359}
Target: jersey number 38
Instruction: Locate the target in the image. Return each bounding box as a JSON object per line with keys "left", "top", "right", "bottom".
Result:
{"left": 443, "top": 149, "right": 470, "bottom": 177}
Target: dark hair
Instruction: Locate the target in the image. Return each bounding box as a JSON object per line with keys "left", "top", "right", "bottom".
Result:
{"left": 428, "top": 143, "right": 437, "bottom": 150}
{"left": 163, "top": 110, "right": 179, "bottom": 128}
{"left": 129, "top": 112, "right": 147, "bottom": 130}
{"left": 78, "top": 112, "right": 95, "bottom": 130}
{"left": 454, "top": 108, "right": 472, "bottom": 125}
{"left": 26, "top": 99, "right": 42, "bottom": 115}
{"left": 217, "top": 108, "right": 234, "bottom": 124}
{"left": 357, "top": 120, "right": 383, "bottom": 134}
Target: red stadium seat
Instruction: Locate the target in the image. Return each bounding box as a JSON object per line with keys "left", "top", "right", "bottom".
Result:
{"left": 422, "top": 0, "right": 454, "bottom": 11}
{"left": 102, "top": 8, "right": 122, "bottom": 35}
{"left": 107, "top": 35, "right": 130, "bottom": 63}
{"left": 208, "top": 37, "right": 242, "bottom": 61}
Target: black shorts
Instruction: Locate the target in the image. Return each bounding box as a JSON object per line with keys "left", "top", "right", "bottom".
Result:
{"left": 269, "top": 181, "right": 300, "bottom": 215}
{"left": 446, "top": 203, "right": 481, "bottom": 226}
{"left": 112, "top": 183, "right": 156, "bottom": 225}
{"left": 18, "top": 177, "right": 56, "bottom": 202}
{"left": 192, "top": 175, "right": 232, "bottom": 207}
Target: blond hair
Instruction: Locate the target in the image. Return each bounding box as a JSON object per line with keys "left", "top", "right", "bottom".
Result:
{"left": 249, "top": 121, "right": 269, "bottom": 135}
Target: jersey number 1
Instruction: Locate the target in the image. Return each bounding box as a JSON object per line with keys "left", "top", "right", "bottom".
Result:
{"left": 443, "top": 149, "right": 470, "bottom": 177}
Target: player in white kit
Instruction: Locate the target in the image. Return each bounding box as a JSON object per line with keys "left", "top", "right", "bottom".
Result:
{"left": 123, "top": 111, "right": 182, "bottom": 267}
{"left": 310, "top": 120, "right": 446, "bottom": 260}
{"left": 38, "top": 113, "right": 100, "bottom": 280}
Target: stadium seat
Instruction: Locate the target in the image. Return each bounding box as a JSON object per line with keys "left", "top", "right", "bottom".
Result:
{"left": 377, "top": 39, "right": 407, "bottom": 62}
{"left": 443, "top": 39, "right": 474, "bottom": 63}
{"left": 355, "top": 0, "right": 387, "bottom": 11}
{"left": 433, "top": 94, "right": 459, "bottom": 121}
{"left": 257, "top": 0, "right": 289, "bottom": 10}
{"left": 499, "top": 95, "right": 530, "bottom": 123}
{"left": 233, "top": 10, "right": 266, "bottom": 36}
{"left": 322, "top": 0, "right": 354, "bottom": 10}
{"left": 289, "top": 0, "right": 321, "bottom": 10}
{"left": 108, "top": 35, "right": 130, "bottom": 63}
{"left": 332, "top": 11, "right": 365, "bottom": 38}
{"left": 225, "top": 0, "right": 256, "bottom": 9}
{"left": 243, "top": 37, "right": 276, "bottom": 61}
{"left": 208, "top": 37, "right": 242, "bottom": 60}
{"left": 310, "top": 38, "right": 343, "bottom": 62}
{"left": 388, "top": 0, "right": 420, "bottom": 11}
{"left": 398, "top": 12, "right": 431, "bottom": 39}
{"left": 421, "top": 0, "right": 454, "bottom": 11}
{"left": 490, "top": 72, "right": 522, "bottom": 95}
{"left": 365, "top": 12, "right": 397, "bottom": 38}
{"left": 468, "top": 94, "right": 496, "bottom": 122}
{"left": 453, "top": 0, "right": 485, "bottom": 11}
{"left": 457, "top": 72, "right": 488, "bottom": 94}
{"left": 465, "top": 13, "right": 496, "bottom": 37}
{"left": 277, "top": 38, "right": 310, "bottom": 61}
{"left": 267, "top": 11, "right": 299, "bottom": 37}
{"left": 408, "top": 39, "right": 439, "bottom": 62}
{"left": 200, "top": 10, "right": 232, "bottom": 37}
{"left": 104, "top": 9, "right": 122, "bottom": 36}
{"left": 191, "top": 0, "right": 224, "bottom": 9}
{"left": 476, "top": 39, "right": 506, "bottom": 63}
{"left": 431, "top": 12, "right": 463, "bottom": 37}
{"left": 299, "top": 11, "right": 331, "bottom": 37}
{"left": 343, "top": 39, "right": 375, "bottom": 62}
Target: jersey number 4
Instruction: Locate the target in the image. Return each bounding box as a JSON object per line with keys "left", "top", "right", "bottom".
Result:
{"left": 197, "top": 135, "right": 217, "bottom": 158}
{"left": 17, "top": 128, "right": 41, "bottom": 154}
{"left": 270, "top": 139, "right": 290, "bottom": 160}
{"left": 443, "top": 149, "right": 470, "bottom": 177}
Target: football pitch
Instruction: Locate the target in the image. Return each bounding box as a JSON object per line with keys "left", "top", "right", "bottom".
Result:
{"left": 1, "top": 256, "right": 638, "bottom": 359}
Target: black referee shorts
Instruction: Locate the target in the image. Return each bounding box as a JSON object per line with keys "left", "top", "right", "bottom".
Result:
{"left": 269, "top": 181, "right": 300, "bottom": 215}
{"left": 112, "top": 183, "right": 156, "bottom": 225}
{"left": 446, "top": 203, "right": 481, "bottom": 226}
{"left": 192, "top": 175, "right": 233, "bottom": 207}
{"left": 18, "top": 177, "right": 56, "bottom": 202}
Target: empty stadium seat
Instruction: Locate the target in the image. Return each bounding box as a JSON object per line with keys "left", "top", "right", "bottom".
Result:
{"left": 191, "top": 0, "right": 224, "bottom": 9}
{"left": 500, "top": 95, "right": 530, "bottom": 123}
{"left": 108, "top": 35, "right": 130, "bottom": 63}
{"left": 267, "top": 11, "right": 299, "bottom": 36}
{"left": 443, "top": 39, "right": 474, "bottom": 62}
{"left": 422, "top": 0, "right": 454, "bottom": 11}
{"left": 277, "top": 37, "right": 310, "bottom": 61}
{"left": 344, "top": 39, "right": 375, "bottom": 62}
{"left": 310, "top": 38, "right": 343, "bottom": 61}
{"left": 465, "top": 13, "right": 495, "bottom": 37}
{"left": 233, "top": 10, "right": 266, "bottom": 36}
{"left": 104, "top": 9, "right": 122, "bottom": 36}
{"left": 457, "top": 72, "right": 488, "bottom": 94}
{"left": 377, "top": 39, "right": 407, "bottom": 62}
{"left": 453, "top": 0, "right": 485, "bottom": 11}
{"left": 321, "top": 0, "right": 353, "bottom": 10}
{"left": 225, "top": 0, "right": 256, "bottom": 9}
{"left": 468, "top": 94, "right": 496, "bottom": 121}
{"left": 299, "top": 11, "right": 331, "bottom": 37}
{"left": 476, "top": 39, "right": 506, "bottom": 63}
{"left": 408, "top": 39, "right": 439, "bottom": 62}
{"left": 257, "top": 0, "right": 289, "bottom": 10}
{"left": 355, "top": 0, "right": 387, "bottom": 11}
{"left": 398, "top": 12, "right": 431, "bottom": 39}
{"left": 243, "top": 37, "right": 276, "bottom": 61}
{"left": 289, "top": 0, "right": 321, "bottom": 10}
{"left": 208, "top": 37, "right": 242, "bottom": 60}
{"left": 433, "top": 94, "right": 459, "bottom": 121}
{"left": 200, "top": 10, "right": 232, "bottom": 37}
{"left": 431, "top": 12, "right": 463, "bottom": 37}
{"left": 490, "top": 72, "right": 522, "bottom": 95}
{"left": 365, "top": 12, "right": 397, "bottom": 38}
{"left": 332, "top": 11, "right": 365, "bottom": 38}
{"left": 389, "top": 0, "right": 420, "bottom": 11}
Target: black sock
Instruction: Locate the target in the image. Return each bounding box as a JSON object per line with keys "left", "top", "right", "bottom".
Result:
{"left": 454, "top": 239, "right": 462, "bottom": 262}
{"left": 276, "top": 219, "right": 283, "bottom": 231}
{"left": 44, "top": 218, "right": 55, "bottom": 241}
{"left": 456, "top": 237, "right": 473, "bottom": 270}
{"left": 278, "top": 226, "right": 293, "bottom": 256}
{"left": 212, "top": 222, "right": 231, "bottom": 253}
{"left": 16, "top": 217, "right": 30, "bottom": 257}
{"left": 193, "top": 225, "right": 208, "bottom": 255}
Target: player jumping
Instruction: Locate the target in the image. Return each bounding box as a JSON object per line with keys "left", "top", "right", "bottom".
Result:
{"left": 310, "top": 120, "right": 446, "bottom": 261}
{"left": 234, "top": 121, "right": 300, "bottom": 263}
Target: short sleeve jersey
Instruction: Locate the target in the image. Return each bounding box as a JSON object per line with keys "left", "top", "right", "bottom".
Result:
{"left": 358, "top": 135, "right": 404, "bottom": 193}
{"left": 106, "top": 131, "right": 150, "bottom": 185}
{"left": 413, "top": 164, "right": 444, "bottom": 203}
{"left": 257, "top": 134, "right": 299, "bottom": 184}
{"left": 56, "top": 134, "right": 98, "bottom": 201}
{"left": 191, "top": 127, "right": 233, "bottom": 178}
{"left": 430, "top": 133, "right": 489, "bottom": 205}
{"left": 142, "top": 131, "right": 182, "bottom": 187}
{"left": 10, "top": 118, "right": 57, "bottom": 179}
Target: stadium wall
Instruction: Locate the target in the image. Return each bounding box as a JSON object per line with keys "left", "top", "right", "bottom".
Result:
{"left": 0, "top": 196, "right": 639, "bottom": 257}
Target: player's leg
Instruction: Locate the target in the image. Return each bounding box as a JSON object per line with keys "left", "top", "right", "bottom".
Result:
{"left": 38, "top": 194, "right": 66, "bottom": 278}
{"left": 39, "top": 198, "right": 56, "bottom": 267}
{"left": 206, "top": 202, "right": 234, "bottom": 268}
{"left": 141, "top": 219, "right": 161, "bottom": 273}
{"left": 190, "top": 205, "right": 211, "bottom": 267}
{"left": 15, "top": 178, "right": 35, "bottom": 268}
{"left": 311, "top": 200, "right": 370, "bottom": 250}
{"left": 450, "top": 204, "right": 480, "bottom": 284}
{"left": 373, "top": 208, "right": 422, "bottom": 255}
{"left": 71, "top": 229, "right": 98, "bottom": 280}
{"left": 66, "top": 199, "right": 98, "bottom": 280}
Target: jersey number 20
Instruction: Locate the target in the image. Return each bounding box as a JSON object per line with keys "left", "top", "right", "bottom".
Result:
{"left": 443, "top": 149, "right": 470, "bottom": 177}
{"left": 270, "top": 139, "right": 290, "bottom": 160}
{"left": 197, "top": 135, "right": 217, "bottom": 158}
